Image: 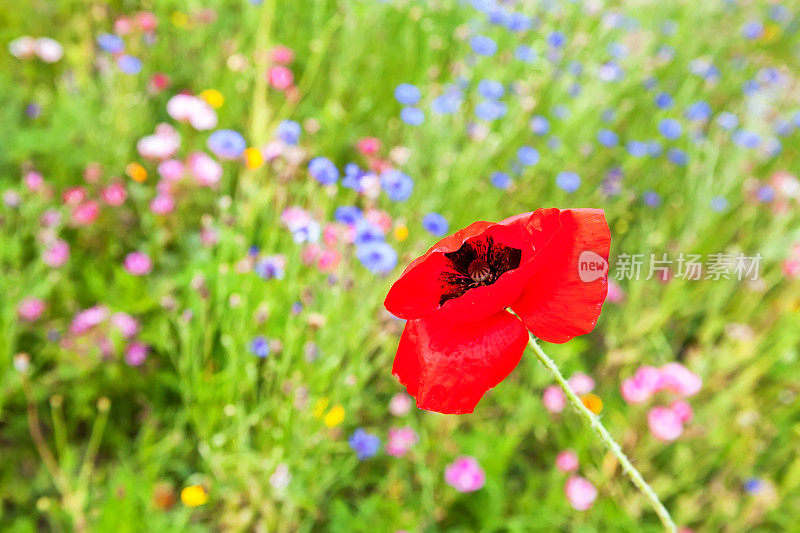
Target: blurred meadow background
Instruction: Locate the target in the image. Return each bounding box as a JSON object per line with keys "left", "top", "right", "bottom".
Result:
{"left": 2, "top": 0, "right": 800, "bottom": 531}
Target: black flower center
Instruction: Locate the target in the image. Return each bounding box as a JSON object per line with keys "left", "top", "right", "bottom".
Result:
{"left": 438, "top": 236, "right": 522, "bottom": 306}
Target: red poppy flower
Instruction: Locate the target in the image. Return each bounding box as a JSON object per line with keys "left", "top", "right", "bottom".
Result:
{"left": 384, "top": 208, "right": 611, "bottom": 414}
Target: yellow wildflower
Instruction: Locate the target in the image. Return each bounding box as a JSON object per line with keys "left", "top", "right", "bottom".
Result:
{"left": 200, "top": 89, "right": 224, "bottom": 109}
{"left": 394, "top": 224, "right": 409, "bottom": 241}
{"left": 180, "top": 485, "right": 208, "bottom": 507}
{"left": 244, "top": 147, "right": 264, "bottom": 169}
{"left": 324, "top": 405, "right": 345, "bottom": 427}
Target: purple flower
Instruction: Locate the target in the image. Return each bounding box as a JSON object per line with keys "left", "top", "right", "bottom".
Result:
{"left": 394, "top": 83, "right": 421, "bottom": 105}
{"left": 250, "top": 336, "right": 270, "bottom": 358}
{"left": 517, "top": 146, "right": 540, "bottom": 166}
{"left": 514, "top": 45, "right": 537, "bottom": 63}
{"left": 470, "top": 35, "right": 497, "bottom": 56}
{"left": 422, "top": 212, "right": 449, "bottom": 236}
{"left": 556, "top": 171, "right": 581, "bottom": 193}
{"left": 349, "top": 428, "right": 380, "bottom": 460}
{"left": 529, "top": 115, "right": 550, "bottom": 135}
{"left": 97, "top": 33, "right": 124, "bottom": 54}
{"left": 276, "top": 120, "right": 301, "bottom": 144}
{"left": 400, "top": 107, "right": 425, "bottom": 126}
{"left": 444, "top": 456, "right": 485, "bottom": 492}
{"left": 334, "top": 206, "right": 362, "bottom": 225}
{"left": 643, "top": 190, "right": 662, "bottom": 207}
{"left": 308, "top": 157, "right": 339, "bottom": 185}
{"left": 490, "top": 171, "right": 511, "bottom": 189}
{"left": 658, "top": 118, "right": 682, "bottom": 139}
{"left": 117, "top": 55, "right": 142, "bottom": 75}
{"left": 207, "top": 129, "right": 246, "bottom": 159}
{"left": 685, "top": 101, "right": 711, "bottom": 121}
{"left": 477, "top": 79, "right": 504, "bottom": 99}
{"left": 475, "top": 100, "right": 506, "bottom": 121}
{"left": 380, "top": 169, "right": 413, "bottom": 201}
{"left": 597, "top": 129, "right": 618, "bottom": 147}
{"left": 125, "top": 342, "right": 149, "bottom": 366}
{"left": 356, "top": 242, "right": 397, "bottom": 273}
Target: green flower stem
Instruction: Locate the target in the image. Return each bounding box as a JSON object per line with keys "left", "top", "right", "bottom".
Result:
{"left": 527, "top": 334, "right": 677, "bottom": 533}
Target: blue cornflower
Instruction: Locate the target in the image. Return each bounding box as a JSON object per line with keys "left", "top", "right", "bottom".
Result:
{"left": 117, "top": 55, "right": 142, "bottom": 74}
{"left": 732, "top": 130, "right": 760, "bottom": 148}
{"left": 598, "top": 61, "right": 624, "bottom": 82}
{"left": 627, "top": 140, "right": 648, "bottom": 157}
{"left": 334, "top": 206, "right": 362, "bottom": 225}
{"left": 548, "top": 31, "right": 566, "bottom": 48}
{"left": 716, "top": 112, "right": 739, "bottom": 130}
{"left": 598, "top": 129, "right": 618, "bottom": 147}
{"left": 568, "top": 83, "right": 581, "bottom": 98}
{"left": 291, "top": 220, "right": 320, "bottom": 244}
{"left": 490, "top": 171, "right": 511, "bottom": 189}
{"left": 757, "top": 186, "right": 775, "bottom": 202}
{"left": 517, "top": 146, "right": 540, "bottom": 166}
{"left": 356, "top": 242, "right": 397, "bottom": 274}
{"left": 348, "top": 428, "right": 381, "bottom": 460}
{"left": 477, "top": 79, "right": 504, "bottom": 99}
{"left": 400, "top": 107, "right": 425, "bottom": 126}
{"left": 743, "top": 478, "right": 763, "bottom": 494}
{"left": 475, "top": 100, "right": 507, "bottom": 120}
{"left": 643, "top": 190, "right": 662, "bottom": 207}
{"left": 250, "top": 336, "right": 270, "bottom": 358}
{"left": 667, "top": 148, "right": 688, "bottom": 166}
{"left": 432, "top": 90, "right": 463, "bottom": 114}
{"left": 773, "top": 118, "right": 793, "bottom": 137}
{"left": 308, "top": 157, "right": 339, "bottom": 185}
{"left": 547, "top": 136, "right": 561, "bottom": 150}
{"left": 97, "top": 33, "right": 124, "bottom": 54}
{"left": 529, "top": 115, "right": 550, "bottom": 135}
{"left": 514, "top": 45, "right": 537, "bottom": 63}
{"left": 556, "top": 172, "right": 581, "bottom": 193}
{"left": 380, "top": 169, "right": 414, "bottom": 201}
{"left": 487, "top": 7, "right": 509, "bottom": 26}
{"left": 353, "top": 220, "right": 384, "bottom": 246}
{"left": 686, "top": 101, "right": 711, "bottom": 121}
{"left": 506, "top": 12, "right": 532, "bottom": 32}
{"left": 207, "top": 129, "right": 247, "bottom": 159}
{"left": 710, "top": 196, "right": 728, "bottom": 211}
{"left": 255, "top": 255, "right": 286, "bottom": 280}
{"left": 655, "top": 92, "right": 673, "bottom": 109}
{"left": 470, "top": 35, "right": 497, "bottom": 56}
{"left": 394, "top": 83, "right": 421, "bottom": 105}
{"left": 658, "top": 118, "right": 682, "bottom": 139}
{"left": 342, "top": 163, "right": 366, "bottom": 191}
{"left": 422, "top": 212, "right": 449, "bottom": 236}
{"left": 276, "top": 120, "right": 301, "bottom": 145}
{"left": 643, "top": 77, "right": 657, "bottom": 90}
{"left": 742, "top": 20, "right": 764, "bottom": 40}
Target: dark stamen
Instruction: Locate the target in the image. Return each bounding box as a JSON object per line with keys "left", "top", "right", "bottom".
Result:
{"left": 438, "top": 236, "right": 522, "bottom": 306}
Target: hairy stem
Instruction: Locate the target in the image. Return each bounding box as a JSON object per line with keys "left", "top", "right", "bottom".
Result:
{"left": 528, "top": 335, "right": 677, "bottom": 532}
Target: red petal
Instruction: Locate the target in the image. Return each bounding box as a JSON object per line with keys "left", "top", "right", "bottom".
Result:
{"left": 510, "top": 209, "right": 611, "bottom": 343}
{"left": 384, "top": 222, "right": 536, "bottom": 322}
{"left": 392, "top": 311, "right": 528, "bottom": 414}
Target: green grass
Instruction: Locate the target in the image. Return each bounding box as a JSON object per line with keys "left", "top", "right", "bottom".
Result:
{"left": 1, "top": 0, "right": 800, "bottom": 531}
